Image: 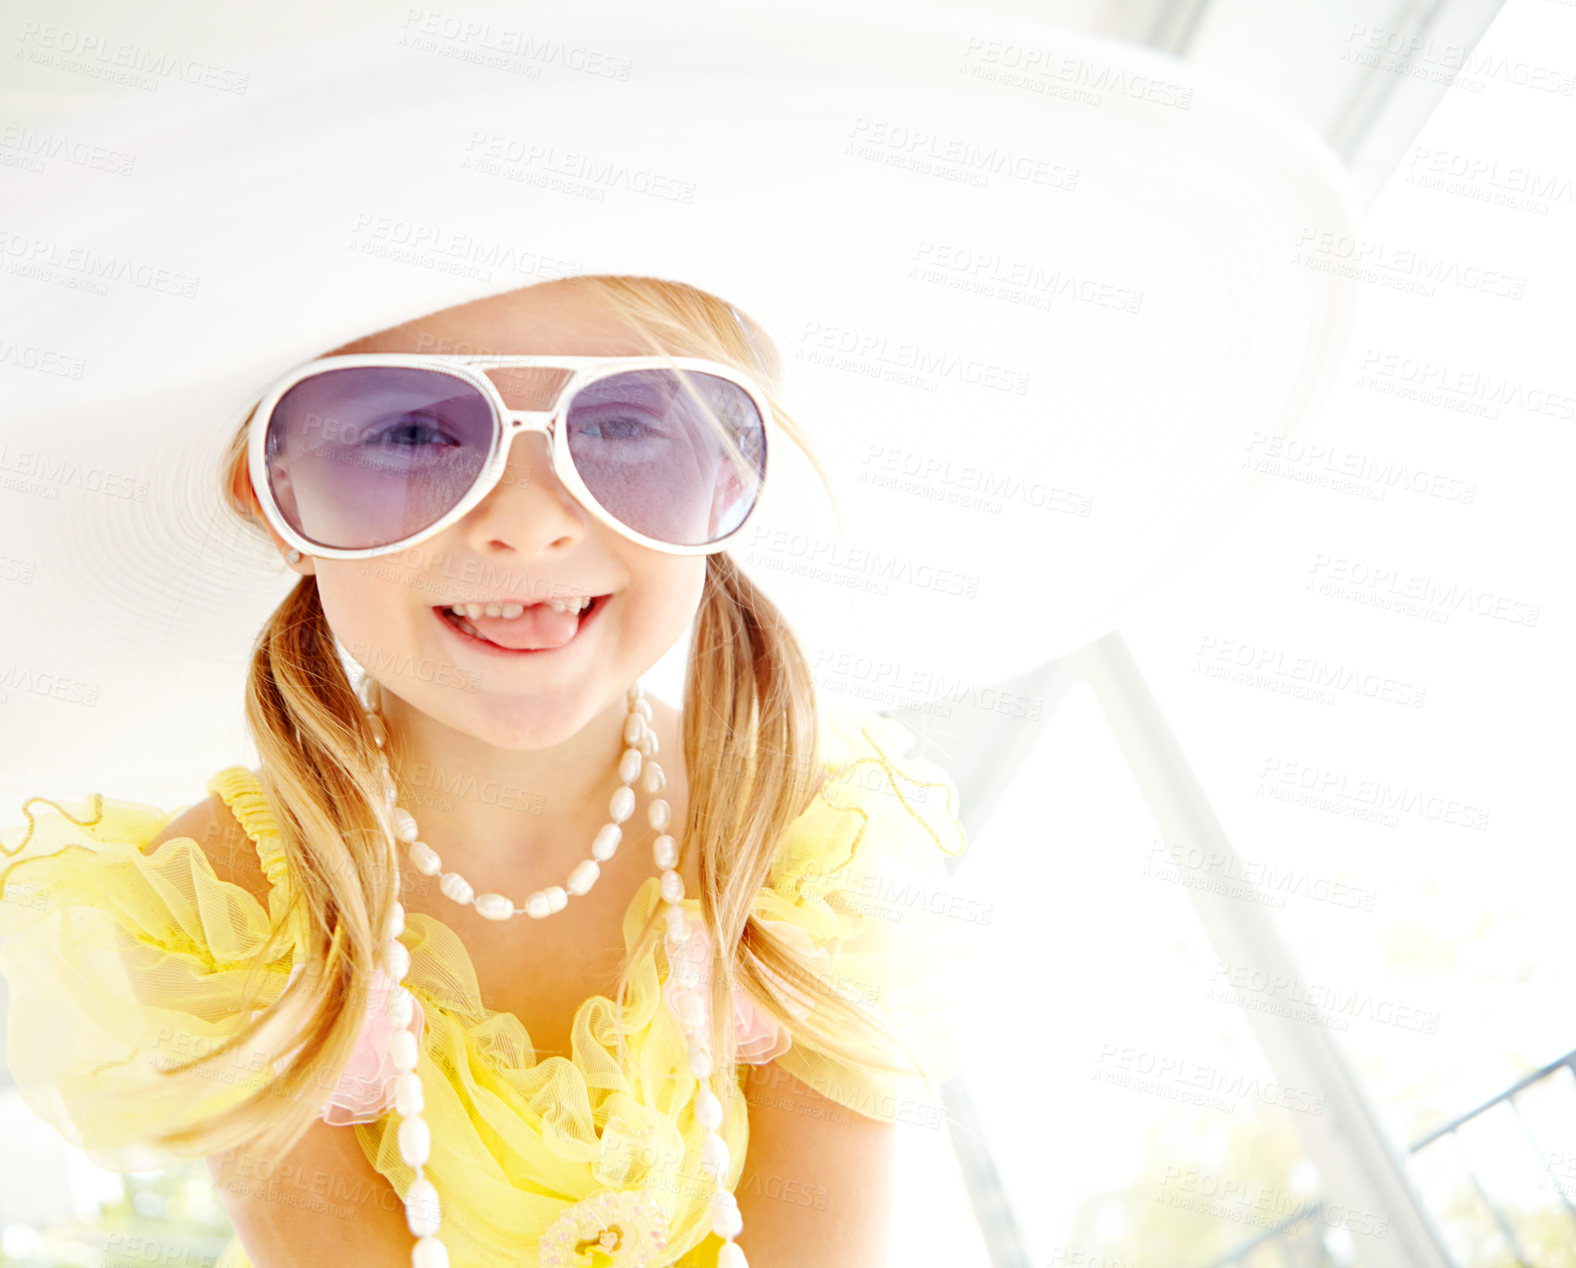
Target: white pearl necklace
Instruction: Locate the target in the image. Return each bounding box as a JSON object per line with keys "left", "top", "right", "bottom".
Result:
{"left": 359, "top": 679, "right": 749, "bottom": 1268}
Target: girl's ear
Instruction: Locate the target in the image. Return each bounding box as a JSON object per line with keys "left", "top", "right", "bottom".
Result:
{"left": 264, "top": 525, "right": 316, "bottom": 576}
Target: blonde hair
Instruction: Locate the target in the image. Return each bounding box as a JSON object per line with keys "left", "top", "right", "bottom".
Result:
{"left": 149, "top": 274, "right": 942, "bottom": 1163}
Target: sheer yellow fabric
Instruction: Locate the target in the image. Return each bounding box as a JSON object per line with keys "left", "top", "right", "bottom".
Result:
{"left": 0, "top": 707, "right": 982, "bottom": 1267}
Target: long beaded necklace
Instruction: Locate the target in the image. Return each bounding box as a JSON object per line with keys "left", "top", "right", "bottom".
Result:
{"left": 357, "top": 678, "right": 747, "bottom": 1267}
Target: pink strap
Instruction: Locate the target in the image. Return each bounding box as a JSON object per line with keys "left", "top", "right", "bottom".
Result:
{"left": 275, "top": 961, "right": 426, "bottom": 1126}
{"left": 663, "top": 918, "right": 827, "bottom": 1065}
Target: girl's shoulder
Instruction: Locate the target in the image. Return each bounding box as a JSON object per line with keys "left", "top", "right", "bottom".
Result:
{"left": 775, "top": 703, "right": 968, "bottom": 893}
{"left": 148, "top": 769, "right": 275, "bottom": 908}
{"left": 751, "top": 705, "right": 988, "bottom": 1120}
{"left": 0, "top": 765, "right": 287, "bottom": 955}
{"left": 0, "top": 769, "right": 296, "bottom": 1172}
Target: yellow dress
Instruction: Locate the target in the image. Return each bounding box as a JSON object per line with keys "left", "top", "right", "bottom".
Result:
{"left": 0, "top": 707, "right": 981, "bottom": 1267}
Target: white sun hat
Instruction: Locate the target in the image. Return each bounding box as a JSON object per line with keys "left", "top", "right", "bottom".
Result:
{"left": 0, "top": 0, "right": 1360, "bottom": 798}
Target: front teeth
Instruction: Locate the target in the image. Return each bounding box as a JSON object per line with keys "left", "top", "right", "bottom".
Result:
{"left": 445, "top": 597, "right": 593, "bottom": 620}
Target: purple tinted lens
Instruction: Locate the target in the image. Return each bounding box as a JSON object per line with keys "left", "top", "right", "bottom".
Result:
{"left": 264, "top": 367, "right": 494, "bottom": 550}
{"left": 565, "top": 369, "right": 766, "bottom": 547}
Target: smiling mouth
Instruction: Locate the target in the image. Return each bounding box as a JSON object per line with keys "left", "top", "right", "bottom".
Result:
{"left": 434, "top": 593, "right": 611, "bottom": 653}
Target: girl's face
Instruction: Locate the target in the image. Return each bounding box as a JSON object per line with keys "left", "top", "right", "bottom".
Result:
{"left": 274, "top": 281, "right": 709, "bottom": 750}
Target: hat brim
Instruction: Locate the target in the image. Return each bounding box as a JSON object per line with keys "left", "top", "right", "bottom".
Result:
{"left": 0, "top": 0, "right": 1361, "bottom": 794}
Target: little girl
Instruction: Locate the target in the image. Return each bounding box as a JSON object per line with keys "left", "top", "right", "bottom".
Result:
{"left": 0, "top": 273, "right": 973, "bottom": 1268}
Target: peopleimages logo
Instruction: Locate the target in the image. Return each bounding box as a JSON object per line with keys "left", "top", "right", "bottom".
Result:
{"left": 397, "top": 9, "right": 634, "bottom": 80}
{"left": 845, "top": 116, "right": 1080, "bottom": 192}
{"left": 1155, "top": 1165, "right": 1392, "bottom": 1238}
{"left": 0, "top": 124, "right": 137, "bottom": 176}
{"left": 0, "top": 227, "right": 201, "bottom": 298}
{"left": 14, "top": 22, "right": 250, "bottom": 94}
{"left": 1306, "top": 553, "right": 1539, "bottom": 629}
{"left": 1093, "top": 1040, "right": 1328, "bottom": 1116}
{"left": 1206, "top": 962, "right": 1442, "bottom": 1035}
{"left": 910, "top": 241, "right": 1143, "bottom": 314}
{"left": 1290, "top": 227, "right": 1528, "bottom": 299}
{"left": 956, "top": 38, "right": 1195, "bottom": 111}
{"left": 796, "top": 320, "right": 1032, "bottom": 395}
{"left": 1142, "top": 838, "right": 1379, "bottom": 912}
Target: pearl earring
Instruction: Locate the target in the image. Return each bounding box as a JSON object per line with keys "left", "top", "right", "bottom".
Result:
{"left": 286, "top": 548, "right": 302, "bottom": 563}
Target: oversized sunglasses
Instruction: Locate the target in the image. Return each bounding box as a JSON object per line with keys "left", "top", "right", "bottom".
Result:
{"left": 247, "top": 353, "right": 773, "bottom": 559}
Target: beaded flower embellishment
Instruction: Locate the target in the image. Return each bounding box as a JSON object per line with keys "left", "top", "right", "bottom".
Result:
{"left": 538, "top": 1188, "right": 671, "bottom": 1266}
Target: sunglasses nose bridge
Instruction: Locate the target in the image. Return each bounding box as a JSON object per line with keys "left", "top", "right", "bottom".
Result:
{"left": 487, "top": 410, "right": 563, "bottom": 490}
{"left": 496, "top": 408, "right": 555, "bottom": 448}
{"left": 503, "top": 407, "right": 555, "bottom": 426}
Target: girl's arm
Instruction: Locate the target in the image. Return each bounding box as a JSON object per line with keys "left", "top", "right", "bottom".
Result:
{"left": 207, "top": 1120, "right": 418, "bottom": 1266}
{"left": 736, "top": 1059, "right": 898, "bottom": 1266}
{"left": 154, "top": 799, "right": 422, "bottom": 1264}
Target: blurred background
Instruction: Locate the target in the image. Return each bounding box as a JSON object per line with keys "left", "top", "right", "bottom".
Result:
{"left": 1, "top": 0, "right": 1572, "bottom": 1265}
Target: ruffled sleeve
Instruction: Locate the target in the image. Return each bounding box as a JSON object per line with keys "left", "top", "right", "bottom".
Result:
{"left": 749, "top": 707, "right": 994, "bottom": 1123}
{"left": 0, "top": 781, "right": 294, "bottom": 1171}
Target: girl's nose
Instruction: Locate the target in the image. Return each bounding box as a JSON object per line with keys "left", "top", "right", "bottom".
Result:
{"left": 460, "top": 430, "right": 587, "bottom": 555}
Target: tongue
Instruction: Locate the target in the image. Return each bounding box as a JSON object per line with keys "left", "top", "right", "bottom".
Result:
{"left": 460, "top": 604, "right": 581, "bottom": 650}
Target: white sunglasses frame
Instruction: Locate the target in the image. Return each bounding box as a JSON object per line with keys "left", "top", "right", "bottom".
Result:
{"left": 247, "top": 352, "right": 775, "bottom": 560}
